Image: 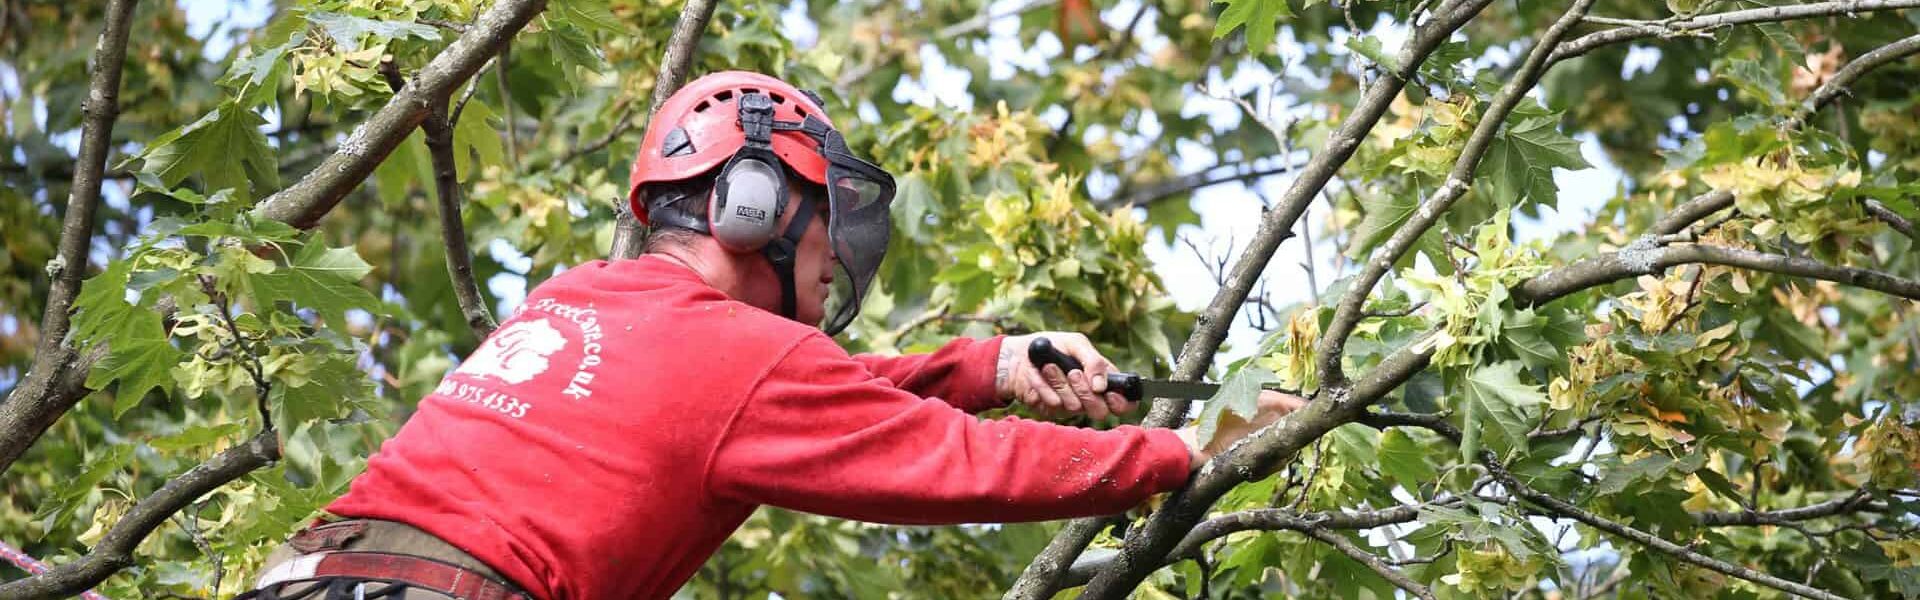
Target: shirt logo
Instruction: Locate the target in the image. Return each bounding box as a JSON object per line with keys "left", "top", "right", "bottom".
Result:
{"left": 456, "top": 319, "right": 567, "bottom": 384}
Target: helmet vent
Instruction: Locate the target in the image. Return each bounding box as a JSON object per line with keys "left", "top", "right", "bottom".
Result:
{"left": 769, "top": 92, "right": 786, "bottom": 104}
{"left": 693, "top": 100, "right": 712, "bottom": 113}
{"left": 661, "top": 127, "right": 696, "bottom": 157}
{"left": 714, "top": 90, "right": 733, "bottom": 102}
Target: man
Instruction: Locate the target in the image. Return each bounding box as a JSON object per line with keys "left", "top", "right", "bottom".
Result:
{"left": 240, "top": 71, "right": 1304, "bottom": 600}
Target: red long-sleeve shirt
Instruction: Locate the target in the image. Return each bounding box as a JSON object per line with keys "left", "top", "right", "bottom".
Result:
{"left": 324, "top": 255, "right": 1192, "bottom": 599}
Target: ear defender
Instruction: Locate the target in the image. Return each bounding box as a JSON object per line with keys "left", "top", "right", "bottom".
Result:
{"left": 707, "top": 153, "right": 788, "bottom": 252}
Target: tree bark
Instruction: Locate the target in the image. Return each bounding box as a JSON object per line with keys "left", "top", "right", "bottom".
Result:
{"left": 0, "top": 431, "right": 281, "bottom": 600}
{"left": 0, "top": 0, "right": 139, "bottom": 476}
{"left": 607, "top": 0, "right": 720, "bottom": 261}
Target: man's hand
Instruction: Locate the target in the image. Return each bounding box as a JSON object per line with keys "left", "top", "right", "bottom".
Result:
{"left": 998, "top": 333, "right": 1134, "bottom": 420}
{"left": 1176, "top": 390, "right": 1308, "bottom": 470}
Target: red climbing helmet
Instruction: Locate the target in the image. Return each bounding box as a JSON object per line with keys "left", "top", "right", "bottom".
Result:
{"left": 627, "top": 71, "right": 836, "bottom": 221}
{"left": 625, "top": 71, "right": 896, "bottom": 337}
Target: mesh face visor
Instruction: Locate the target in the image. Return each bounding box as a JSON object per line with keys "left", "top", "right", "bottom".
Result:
{"left": 816, "top": 130, "right": 894, "bottom": 335}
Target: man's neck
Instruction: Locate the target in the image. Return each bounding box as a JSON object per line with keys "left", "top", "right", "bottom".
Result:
{"left": 651, "top": 243, "right": 772, "bottom": 310}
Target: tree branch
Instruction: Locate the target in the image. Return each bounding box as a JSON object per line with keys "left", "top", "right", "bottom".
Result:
{"left": 1651, "top": 190, "right": 1736, "bottom": 236}
{"left": 0, "top": 431, "right": 281, "bottom": 600}
{"left": 1370, "top": 415, "right": 1852, "bottom": 600}
{"left": 1513, "top": 243, "right": 1920, "bottom": 306}
{"left": 1300, "top": 526, "right": 1437, "bottom": 600}
{"left": 383, "top": 62, "right": 499, "bottom": 340}
{"left": 1554, "top": 0, "right": 1920, "bottom": 64}
{"left": 1060, "top": 5, "right": 1500, "bottom": 597}
{"left": 557, "top": 101, "right": 638, "bottom": 167}
{"left": 1793, "top": 33, "right": 1920, "bottom": 126}
{"left": 608, "top": 0, "right": 719, "bottom": 261}
{"left": 1696, "top": 488, "right": 1884, "bottom": 526}
{"left": 1062, "top": 502, "right": 1440, "bottom": 587}
{"left": 1099, "top": 155, "right": 1308, "bottom": 210}
{"left": 1864, "top": 199, "right": 1919, "bottom": 242}
{"left": 251, "top": 0, "right": 550, "bottom": 229}
{"left": 0, "top": 0, "right": 138, "bottom": 476}
{"left": 1318, "top": 0, "right": 1598, "bottom": 387}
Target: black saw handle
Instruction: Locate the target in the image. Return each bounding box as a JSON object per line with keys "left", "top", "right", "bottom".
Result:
{"left": 1026, "top": 337, "right": 1144, "bottom": 402}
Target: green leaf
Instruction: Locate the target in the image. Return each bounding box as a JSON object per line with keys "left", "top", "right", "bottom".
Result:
{"left": 1346, "top": 35, "right": 1400, "bottom": 73}
{"left": 550, "top": 0, "right": 629, "bottom": 36}
{"left": 1197, "top": 366, "right": 1277, "bottom": 445}
{"left": 71, "top": 259, "right": 138, "bottom": 345}
{"left": 542, "top": 24, "right": 605, "bottom": 94}
{"left": 1345, "top": 188, "right": 1417, "bottom": 258}
{"left": 892, "top": 172, "right": 938, "bottom": 242}
{"left": 253, "top": 240, "right": 382, "bottom": 331}
{"left": 1457, "top": 361, "right": 1546, "bottom": 459}
{"left": 274, "top": 356, "right": 376, "bottom": 432}
{"left": 1214, "top": 0, "right": 1291, "bottom": 53}
{"left": 1594, "top": 453, "right": 1675, "bottom": 495}
{"left": 452, "top": 100, "right": 505, "bottom": 182}
{"left": 71, "top": 260, "right": 187, "bottom": 417}
{"left": 307, "top": 11, "right": 439, "bottom": 52}
{"left": 89, "top": 321, "right": 187, "bottom": 419}
{"left": 1847, "top": 541, "right": 1920, "bottom": 598}
{"left": 136, "top": 104, "right": 278, "bottom": 200}
{"left": 1715, "top": 56, "right": 1788, "bottom": 109}
{"left": 1479, "top": 115, "right": 1590, "bottom": 209}
{"left": 223, "top": 31, "right": 306, "bottom": 107}
{"left": 1692, "top": 468, "right": 1744, "bottom": 503}
{"left": 34, "top": 445, "right": 133, "bottom": 534}
{"left": 149, "top": 423, "right": 247, "bottom": 452}
{"left": 1378, "top": 428, "right": 1437, "bottom": 487}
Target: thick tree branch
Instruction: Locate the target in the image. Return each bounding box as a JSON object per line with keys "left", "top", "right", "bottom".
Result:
{"left": 1318, "top": 0, "right": 1597, "bottom": 387}
{"left": 0, "top": 0, "right": 138, "bottom": 476}
{"left": 608, "top": 0, "right": 719, "bottom": 261}
{"left": 1793, "top": 33, "right": 1920, "bottom": 126}
{"left": 0, "top": 431, "right": 281, "bottom": 600}
{"left": 1513, "top": 243, "right": 1920, "bottom": 306}
{"left": 1058, "top": 6, "right": 1499, "bottom": 597}
{"left": 251, "top": 0, "right": 550, "bottom": 229}
{"left": 1553, "top": 0, "right": 1920, "bottom": 64}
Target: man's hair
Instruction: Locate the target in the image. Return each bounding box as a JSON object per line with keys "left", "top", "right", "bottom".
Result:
{"left": 638, "top": 171, "right": 718, "bottom": 254}
{"left": 638, "top": 168, "right": 829, "bottom": 254}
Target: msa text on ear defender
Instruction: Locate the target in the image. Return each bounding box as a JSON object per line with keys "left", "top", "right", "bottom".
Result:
{"left": 707, "top": 93, "right": 790, "bottom": 252}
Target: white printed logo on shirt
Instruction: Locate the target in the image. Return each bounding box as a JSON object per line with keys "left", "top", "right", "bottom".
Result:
{"left": 456, "top": 319, "right": 567, "bottom": 384}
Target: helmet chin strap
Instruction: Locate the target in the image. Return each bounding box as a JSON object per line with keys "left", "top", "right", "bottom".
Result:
{"left": 760, "top": 194, "right": 816, "bottom": 321}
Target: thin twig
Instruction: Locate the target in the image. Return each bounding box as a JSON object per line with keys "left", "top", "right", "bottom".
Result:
{"left": 1791, "top": 33, "right": 1920, "bottom": 126}
{"left": 557, "top": 101, "right": 638, "bottom": 166}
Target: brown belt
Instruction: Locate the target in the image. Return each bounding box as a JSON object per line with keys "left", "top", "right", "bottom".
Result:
{"left": 252, "top": 519, "right": 530, "bottom": 600}
{"left": 302, "top": 551, "right": 529, "bottom": 600}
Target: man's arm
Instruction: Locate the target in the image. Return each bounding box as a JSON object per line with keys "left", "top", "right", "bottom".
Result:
{"left": 708, "top": 333, "right": 1192, "bottom": 525}
{"left": 851, "top": 336, "right": 1005, "bottom": 413}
